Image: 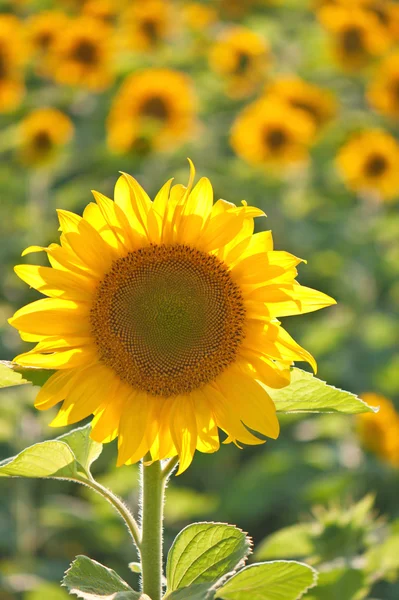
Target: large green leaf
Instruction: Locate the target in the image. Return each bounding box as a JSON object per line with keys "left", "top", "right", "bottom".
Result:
{"left": 0, "top": 360, "right": 53, "bottom": 388}
{"left": 166, "top": 522, "right": 251, "bottom": 592}
{"left": 215, "top": 561, "right": 317, "bottom": 600}
{"left": 62, "top": 555, "right": 147, "bottom": 600}
{"left": 268, "top": 369, "right": 375, "bottom": 414}
{"left": 0, "top": 425, "right": 101, "bottom": 480}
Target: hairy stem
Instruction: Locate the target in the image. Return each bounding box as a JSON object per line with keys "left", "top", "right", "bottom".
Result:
{"left": 140, "top": 458, "right": 165, "bottom": 600}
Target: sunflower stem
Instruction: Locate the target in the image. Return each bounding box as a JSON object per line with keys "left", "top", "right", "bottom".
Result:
{"left": 161, "top": 456, "right": 179, "bottom": 480}
{"left": 140, "top": 457, "right": 165, "bottom": 600}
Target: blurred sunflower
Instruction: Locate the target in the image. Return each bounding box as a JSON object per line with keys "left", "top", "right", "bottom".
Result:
{"left": 9, "top": 162, "right": 335, "bottom": 473}
{"left": 107, "top": 69, "right": 196, "bottom": 154}
{"left": 49, "top": 17, "right": 114, "bottom": 91}
{"left": 182, "top": 3, "right": 217, "bottom": 32}
{"left": 209, "top": 27, "right": 271, "bottom": 98}
{"left": 357, "top": 393, "right": 399, "bottom": 467}
{"left": 0, "top": 14, "right": 25, "bottom": 112}
{"left": 266, "top": 77, "right": 337, "bottom": 133}
{"left": 19, "top": 108, "right": 74, "bottom": 167}
{"left": 368, "top": 53, "right": 399, "bottom": 120}
{"left": 26, "top": 11, "right": 69, "bottom": 56}
{"left": 337, "top": 130, "right": 399, "bottom": 201}
{"left": 231, "top": 98, "right": 315, "bottom": 169}
{"left": 318, "top": 5, "right": 389, "bottom": 70}
{"left": 82, "top": 0, "right": 118, "bottom": 26}
{"left": 122, "top": 0, "right": 173, "bottom": 52}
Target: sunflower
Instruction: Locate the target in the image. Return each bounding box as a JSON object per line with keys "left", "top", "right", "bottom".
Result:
{"left": 231, "top": 98, "right": 315, "bottom": 169}
{"left": 318, "top": 5, "right": 389, "bottom": 70}
{"left": 337, "top": 130, "right": 399, "bottom": 201}
{"left": 265, "top": 77, "right": 337, "bottom": 133}
{"left": 82, "top": 0, "right": 118, "bottom": 26}
{"left": 357, "top": 393, "right": 399, "bottom": 467}
{"left": 49, "top": 17, "right": 114, "bottom": 91}
{"left": 209, "top": 27, "right": 271, "bottom": 98}
{"left": 182, "top": 3, "right": 217, "bottom": 32}
{"left": 0, "top": 14, "right": 25, "bottom": 112}
{"left": 122, "top": 0, "right": 173, "bottom": 52}
{"left": 107, "top": 69, "right": 196, "bottom": 154}
{"left": 26, "top": 11, "right": 69, "bottom": 57}
{"left": 9, "top": 162, "right": 335, "bottom": 473}
{"left": 368, "top": 53, "right": 399, "bottom": 120}
{"left": 18, "top": 108, "right": 74, "bottom": 167}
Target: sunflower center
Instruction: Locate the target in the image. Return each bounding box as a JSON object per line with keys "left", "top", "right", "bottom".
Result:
{"left": 341, "top": 27, "right": 364, "bottom": 54}
{"left": 90, "top": 244, "right": 246, "bottom": 397}
{"left": 141, "top": 96, "right": 169, "bottom": 121}
{"left": 264, "top": 127, "right": 288, "bottom": 152}
{"left": 0, "top": 49, "right": 7, "bottom": 80}
{"left": 32, "top": 130, "right": 53, "bottom": 152}
{"left": 365, "top": 153, "right": 388, "bottom": 177}
{"left": 72, "top": 39, "right": 98, "bottom": 65}
{"left": 234, "top": 51, "right": 251, "bottom": 74}
{"left": 141, "top": 19, "right": 159, "bottom": 44}
{"left": 36, "top": 31, "right": 53, "bottom": 50}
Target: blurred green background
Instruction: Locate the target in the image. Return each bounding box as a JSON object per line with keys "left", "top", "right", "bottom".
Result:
{"left": 1, "top": 0, "right": 399, "bottom": 598}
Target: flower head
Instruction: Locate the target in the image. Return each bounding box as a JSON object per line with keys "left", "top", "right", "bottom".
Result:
{"left": 0, "top": 14, "right": 25, "bottom": 112}
{"left": 107, "top": 69, "right": 196, "bottom": 154}
{"left": 368, "top": 53, "right": 399, "bottom": 120}
{"left": 121, "top": 0, "right": 173, "bottom": 52}
{"left": 27, "top": 11, "right": 69, "bottom": 57}
{"left": 357, "top": 393, "right": 399, "bottom": 467}
{"left": 18, "top": 108, "right": 74, "bottom": 167}
{"left": 209, "top": 27, "right": 271, "bottom": 98}
{"left": 337, "top": 129, "right": 399, "bottom": 201}
{"left": 49, "top": 17, "right": 114, "bottom": 91}
{"left": 231, "top": 98, "right": 315, "bottom": 169}
{"left": 266, "top": 77, "right": 337, "bottom": 133}
{"left": 9, "top": 162, "right": 335, "bottom": 473}
{"left": 318, "top": 5, "right": 389, "bottom": 70}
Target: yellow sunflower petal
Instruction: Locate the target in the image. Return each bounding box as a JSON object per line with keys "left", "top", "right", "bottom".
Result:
{"left": 9, "top": 298, "right": 89, "bottom": 336}
{"left": 14, "top": 264, "right": 95, "bottom": 301}
{"left": 34, "top": 369, "right": 76, "bottom": 410}
{"left": 170, "top": 396, "right": 197, "bottom": 474}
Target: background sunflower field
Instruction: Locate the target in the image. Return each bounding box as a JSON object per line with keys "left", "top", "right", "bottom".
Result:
{"left": 1, "top": 0, "right": 399, "bottom": 598}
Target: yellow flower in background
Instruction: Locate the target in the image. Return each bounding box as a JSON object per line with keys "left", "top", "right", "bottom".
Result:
{"left": 318, "top": 5, "right": 389, "bottom": 70}
{"left": 265, "top": 77, "right": 337, "bottom": 133}
{"left": 107, "top": 69, "right": 196, "bottom": 154}
{"left": 337, "top": 130, "right": 399, "bottom": 201}
{"left": 9, "top": 162, "right": 335, "bottom": 473}
{"left": 368, "top": 53, "right": 399, "bottom": 120}
{"left": 0, "top": 14, "right": 25, "bottom": 112}
{"left": 122, "top": 0, "right": 173, "bottom": 52}
{"left": 357, "top": 393, "right": 399, "bottom": 467}
{"left": 49, "top": 17, "right": 114, "bottom": 91}
{"left": 209, "top": 27, "right": 271, "bottom": 98}
{"left": 26, "top": 11, "right": 69, "bottom": 57}
{"left": 82, "top": 0, "right": 118, "bottom": 26}
{"left": 182, "top": 3, "right": 217, "bottom": 32}
{"left": 19, "top": 108, "right": 74, "bottom": 167}
{"left": 231, "top": 98, "right": 315, "bottom": 169}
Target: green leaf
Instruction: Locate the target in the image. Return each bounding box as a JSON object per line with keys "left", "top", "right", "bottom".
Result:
{"left": 63, "top": 555, "right": 148, "bottom": 600}
{"left": 165, "top": 583, "right": 216, "bottom": 600}
{"left": 215, "top": 561, "right": 317, "bottom": 600}
{"left": 267, "top": 369, "right": 375, "bottom": 414}
{"left": 255, "top": 524, "right": 318, "bottom": 561}
{"left": 0, "top": 360, "right": 53, "bottom": 388}
{"left": 58, "top": 425, "right": 102, "bottom": 474}
{"left": 0, "top": 425, "right": 102, "bottom": 480}
{"left": 166, "top": 522, "right": 251, "bottom": 592}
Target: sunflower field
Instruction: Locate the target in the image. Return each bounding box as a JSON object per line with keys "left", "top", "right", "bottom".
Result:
{"left": 1, "top": 0, "right": 399, "bottom": 599}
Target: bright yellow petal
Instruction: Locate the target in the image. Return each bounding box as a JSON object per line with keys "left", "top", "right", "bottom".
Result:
{"left": 14, "top": 264, "right": 95, "bottom": 301}
{"left": 170, "top": 395, "right": 197, "bottom": 475}
{"left": 34, "top": 369, "right": 76, "bottom": 410}
{"left": 9, "top": 298, "right": 90, "bottom": 336}
{"left": 117, "top": 391, "right": 151, "bottom": 466}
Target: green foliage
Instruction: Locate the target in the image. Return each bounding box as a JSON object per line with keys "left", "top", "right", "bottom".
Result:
{"left": 166, "top": 522, "right": 251, "bottom": 592}
{"left": 62, "top": 555, "right": 147, "bottom": 600}
{"left": 269, "top": 369, "right": 375, "bottom": 415}
{"left": 0, "top": 360, "right": 53, "bottom": 388}
{"left": 0, "top": 425, "right": 101, "bottom": 480}
{"left": 305, "top": 567, "right": 368, "bottom": 600}
{"left": 214, "top": 561, "right": 317, "bottom": 600}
